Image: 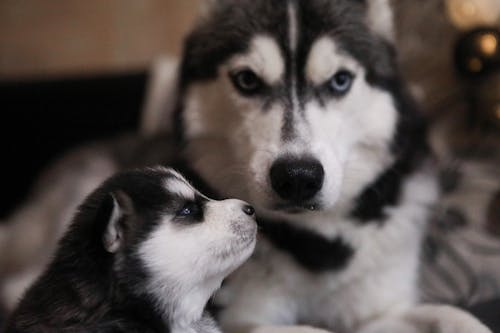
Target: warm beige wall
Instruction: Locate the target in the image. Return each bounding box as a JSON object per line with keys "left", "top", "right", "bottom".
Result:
{"left": 0, "top": 0, "right": 199, "bottom": 79}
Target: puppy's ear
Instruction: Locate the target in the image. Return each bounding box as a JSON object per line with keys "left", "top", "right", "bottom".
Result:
{"left": 103, "top": 191, "right": 134, "bottom": 253}
{"left": 365, "top": 0, "right": 395, "bottom": 42}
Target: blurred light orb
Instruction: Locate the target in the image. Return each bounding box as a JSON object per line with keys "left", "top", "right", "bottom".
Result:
{"left": 468, "top": 56, "right": 484, "bottom": 72}
{"left": 446, "top": 0, "right": 500, "bottom": 30}
{"left": 479, "top": 33, "right": 498, "bottom": 56}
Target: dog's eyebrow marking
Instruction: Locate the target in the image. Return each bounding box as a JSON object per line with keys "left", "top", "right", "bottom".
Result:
{"left": 305, "top": 37, "right": 360, "bottom": 85}
{"left": 230, "top": 35, "right": 284, "bottom": 85}
{"left": 164, "top": 178, "right": 195, "bottom": 200}
{"left": 306, "top": 37, "right": 338, "bottom": 84}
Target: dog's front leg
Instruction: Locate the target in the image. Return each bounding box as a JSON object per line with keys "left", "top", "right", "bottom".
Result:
{"left": 227, "top": 324, "right": 334, "bottom": 333}
{"left": 357, "top": 304, "right": 491, "bottom": 333}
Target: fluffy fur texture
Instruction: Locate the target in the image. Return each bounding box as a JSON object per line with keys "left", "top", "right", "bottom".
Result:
{"left": 3, "top": 167, "right": 257, "bottom": 333}
{"left": 0, "top": 1, "right": 496, "bottom": 333}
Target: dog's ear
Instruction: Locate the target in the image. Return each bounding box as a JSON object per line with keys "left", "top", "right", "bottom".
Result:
{"left": 365, "top": 0, "right": 395, "bottom": 42}
{"left": 198, "top": 0, "right": 226, "bottom": 17}
{"left": 198, "top": 0, "right": 215, "bottom": 15}
{"left": 103, "top": 191, "right": 135, "bottom": 253}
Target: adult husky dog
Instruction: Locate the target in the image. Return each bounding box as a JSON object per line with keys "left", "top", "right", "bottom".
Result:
{"left": 172, "top": 0, "right": 491, "bottom": 332}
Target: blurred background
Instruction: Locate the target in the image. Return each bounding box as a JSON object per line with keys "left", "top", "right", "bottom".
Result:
{"left": 0, "top": 0, "right": 198, "bottom": 218}
{"left": 0, "top": 0, "right": 198, "bottom": 78}
{"left": 0, "top": 0, "right": 499, "bottom": 329}
{"left": 2, "top": 0, "right": 497, "bottom": 217}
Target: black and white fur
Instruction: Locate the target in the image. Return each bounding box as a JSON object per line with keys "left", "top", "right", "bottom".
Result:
{"left": 3, "top": 167, "right": 257, "bottom": 333}
{"left": 171, "top": 1, "right": 492, "bottom": 332}
{"left": 0, "top": 1, "right": 493, "bottom": 332}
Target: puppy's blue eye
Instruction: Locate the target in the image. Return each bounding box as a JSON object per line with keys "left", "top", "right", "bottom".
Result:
{"left": 179, "top": 206, "right": 192, "bottom": 216}
{"left": 177, "top": 202, "right": 202, "bottom": 220}
{"left": 330, "top": 70, "right": 354, "bottom": 94}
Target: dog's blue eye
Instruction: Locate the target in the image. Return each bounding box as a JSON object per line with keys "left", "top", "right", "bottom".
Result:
{"left": 231, "top": 69, "right": 263, "bottom": 95}
{"left": 330, "top": 70, "right": 354, "bottom": 94}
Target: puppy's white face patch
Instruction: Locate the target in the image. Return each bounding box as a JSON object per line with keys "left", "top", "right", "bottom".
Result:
{"left": 137, "top": 192, "right": 256, "bottom": 323}
{"left": 140, "top": 198, "right": 256, "bottom": 280}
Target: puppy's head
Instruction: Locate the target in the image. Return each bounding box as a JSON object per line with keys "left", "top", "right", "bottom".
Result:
{"left": 94, "top": 167, "right": 257, "bottom": 291}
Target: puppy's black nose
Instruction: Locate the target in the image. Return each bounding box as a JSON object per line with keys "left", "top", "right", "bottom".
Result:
{"left": 242, "top": 205, "right": 255, "bottom": 216}
{"left": 270, "top": 157, "right": 324, "bottom": 203}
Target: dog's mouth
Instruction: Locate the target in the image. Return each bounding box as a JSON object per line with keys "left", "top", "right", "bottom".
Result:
{"left": 273, "top": 202, "right": 321, "bottom": 214}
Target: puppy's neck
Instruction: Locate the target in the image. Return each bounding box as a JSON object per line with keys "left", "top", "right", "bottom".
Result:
{"left": 150, "top": 275, "right": 223, "bottom": 332}
{"left": 171, "top": 313, "right": 220, "bottom": 333}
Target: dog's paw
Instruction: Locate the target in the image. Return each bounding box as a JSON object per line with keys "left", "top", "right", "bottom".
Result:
{"left": 406, "top": 304, "right": 492, "bottom": 333}
{"left": 357, "top": 318, "right": 421, "bottom": 333}
{"left": 249, "top": 325, "right": 334, "bottom": 333}
{"left": 358, "top": 304, "right": 491, "bottom": 333}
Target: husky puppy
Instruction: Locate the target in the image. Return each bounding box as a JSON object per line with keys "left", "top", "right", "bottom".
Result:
{"left": 171, "top": 1, "right": 492, "bottom": 332}
{"left": 3, "top": 167, "right": 257, "bottom": 333}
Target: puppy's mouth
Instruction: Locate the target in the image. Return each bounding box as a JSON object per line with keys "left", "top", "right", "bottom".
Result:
{"left": 226, "top": 219, "right": 258, "bottom": 253}
{"left": 234, "top": 221, "right": 258, "bottom": 246}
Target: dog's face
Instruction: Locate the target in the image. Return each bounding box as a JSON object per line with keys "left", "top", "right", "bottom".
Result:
{"left": 179, "top": 0, "right": 409, "bottom": 218}
{"left": 101, "top": 168, "right": 257, "bottom": 289}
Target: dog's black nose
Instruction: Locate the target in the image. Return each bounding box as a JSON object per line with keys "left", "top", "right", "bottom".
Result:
{"left": 270, "top": 157, "right": 324, "bottom": 203}
{"left": 242, "top": 205, "right": 255, "bottom": 216}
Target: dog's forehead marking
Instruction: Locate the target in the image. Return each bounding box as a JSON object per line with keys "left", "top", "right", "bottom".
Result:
{"left": 288, "top": 2, "right": 298, "bottom": 55}
{"left": 306, "top": 37, "right": 361, "bottom": 85}
{"left": 230, "top": 35, "right": 284, "bottom": 85}
{"left": 282, "top": 1, "right": 300, "bottom": 141}
{"left": 288, "top": 3, "right": 299, "bottom": 108}
{"left": 164, "top": 177, "right": 196, "bottom": 200}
